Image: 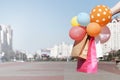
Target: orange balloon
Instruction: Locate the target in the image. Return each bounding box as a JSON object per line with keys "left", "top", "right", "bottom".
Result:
{"left": 90, "top": 5, "right": 112, "bottom": 26}
{"left": 86, "top": 22, "right": 101, "bottom": 37}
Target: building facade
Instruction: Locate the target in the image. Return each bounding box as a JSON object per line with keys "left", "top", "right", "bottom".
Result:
{"left": 50, "top": 42, "right": 73, "bottom": 58}
{"left": 0, "top": 24, "right": 13, "bottom": 56}
{"left": 102, "top": 16, "right": 120, "bottom": 54}
{"left": 36, "top": 42, "right": 73, "bottom": 59}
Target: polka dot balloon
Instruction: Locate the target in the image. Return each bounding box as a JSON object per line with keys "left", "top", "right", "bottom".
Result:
{"left": 90, "top": 5, "right": 112, "bottom": 26}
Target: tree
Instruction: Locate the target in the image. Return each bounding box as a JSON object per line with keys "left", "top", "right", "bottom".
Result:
{"left": 22, "top": 53, "right": 27, "bottom": 61}
{"left": 107, "top": 53, "right": 112, "bottom": 61}
{"left": 1, "top": 50, "right": 15, "bottom": 62}
{"left": 15, "top": 50, "right": 27, "bottom": 61}
{"left": 107, "top": 50, "right": 116, "bottom": 61}
{"left": 115, "top": 49, "right": 120, "bottom": 59}
{"left": 33, "top": 53, "right": 40, "bottom": 61}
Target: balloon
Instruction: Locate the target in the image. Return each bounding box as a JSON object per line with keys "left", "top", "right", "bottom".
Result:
{"left": 69, "top": 26, "right": 86, "bottom": 41}
{"left": 90, "top": 5, "right": 112, "bottom": 26}
{"left": 71, "top": 16, "right": 80, "bottom": 27}
{"left": 86, "top": 22, "right": 101, "bottom": 37}
{"left": 99, "top": 26, "right": 111, "bottom": 43}
{"left": 77, "top": 12, "right": 90, "bottom": 26}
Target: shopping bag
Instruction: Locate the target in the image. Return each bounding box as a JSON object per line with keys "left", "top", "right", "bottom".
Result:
{"left": 95, "top": 36, "right": 103, "bottom": 58}
{"left": 77, "top": 37, "right": 98, "bottom": 73}
{"left": 79, "top": 37, "right": 89, "bottom": 59}
{"left": 71, "top": 34, "right": 88, "bottom": 59}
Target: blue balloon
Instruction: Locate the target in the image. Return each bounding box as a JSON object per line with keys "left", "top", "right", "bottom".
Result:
{"left": 77, "top": 12, "right": 90, "bottom": 26}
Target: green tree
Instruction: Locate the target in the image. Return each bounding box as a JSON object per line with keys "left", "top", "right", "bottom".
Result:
{"left": 115, "top": 49, "right": 120, "bottom": 59}
{"left": 107, "top": 53, "right": 112, "bottom": 61}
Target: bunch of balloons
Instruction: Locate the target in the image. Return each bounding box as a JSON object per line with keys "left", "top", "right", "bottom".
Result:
{"left": 69, "top": 5, "right": 111, "bottom": 43}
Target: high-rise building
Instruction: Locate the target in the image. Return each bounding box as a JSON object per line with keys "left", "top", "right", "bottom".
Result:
{"left": 102, "top": 16, "right": 120, "bottom": 54}
{"left": 0, "top": 24, "right": 13, "bottom": 55}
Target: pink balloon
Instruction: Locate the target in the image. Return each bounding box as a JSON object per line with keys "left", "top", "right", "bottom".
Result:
{"left": 99, "top": 26, "right": 111, "bottom": 43}
{"left": 69, "top": 26, "right": 86, "bottom": 41}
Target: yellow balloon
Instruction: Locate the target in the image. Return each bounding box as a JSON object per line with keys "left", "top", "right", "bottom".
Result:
{"left": 71, "top": 16, "right": 80, "bottom": 27}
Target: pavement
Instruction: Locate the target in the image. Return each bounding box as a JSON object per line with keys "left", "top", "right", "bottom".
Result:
{"left": 0, "top": 61, "right": 119, "bottom": 80}
{"left": 65, "top": 61, "right": 120, "bottom": 80}
{"left": 0, "top": 62, "right": 64, "bottom": 80}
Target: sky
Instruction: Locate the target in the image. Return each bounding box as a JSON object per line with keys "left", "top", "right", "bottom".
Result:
{"left": 0, "top": 0, "right": 119, "bottom": 53}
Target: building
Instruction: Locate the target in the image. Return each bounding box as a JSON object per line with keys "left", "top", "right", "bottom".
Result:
{"left": 49, "top": 42, "right": 73, "bottom": 58}
{"left": 36, "top": 42, "right": 73, "bottom": 59}
{"left": 102, "top": 16, "right": 120, "bottom": 54}
{"left": 0, "top": 24, "right": 13, "bottom": 58}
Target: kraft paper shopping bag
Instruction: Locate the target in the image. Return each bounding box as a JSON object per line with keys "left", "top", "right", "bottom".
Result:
{"left": 79, "top": 38, "right": 89, "bottom": 59}
{"left": 71, "top": 34, "right": 88, "bottom": 59}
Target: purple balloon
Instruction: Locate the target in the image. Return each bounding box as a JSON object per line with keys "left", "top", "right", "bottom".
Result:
{"left": 99, "top": 26, "right": 111, "bottom": 43}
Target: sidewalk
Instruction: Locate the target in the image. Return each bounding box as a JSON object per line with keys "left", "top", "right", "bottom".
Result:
{"left": 64, "top": 61, "right": 120, "bottom": 80}
{"left": 0, "top": 62, "right": 64, "bottom": 80}
{"left": 0, "top": 62, "right": 120, "bottom": 80}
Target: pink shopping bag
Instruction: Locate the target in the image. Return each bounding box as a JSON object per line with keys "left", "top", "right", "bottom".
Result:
{"left": 77, "top": 37, "right": 98, "bottom": 73}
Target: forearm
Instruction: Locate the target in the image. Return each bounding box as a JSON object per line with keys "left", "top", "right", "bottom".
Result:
{"left": 111, "top": 1, "right": 120, "bottom": 16}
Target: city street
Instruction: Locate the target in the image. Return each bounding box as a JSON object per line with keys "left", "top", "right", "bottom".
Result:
{"left": 0, "top": 62, "right": 120, "bottom": 80}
